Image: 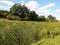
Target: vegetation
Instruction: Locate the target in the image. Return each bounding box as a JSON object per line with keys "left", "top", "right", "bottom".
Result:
{"left": 0, "top": 4, "right": 57, "bottom": 21}
{"left": 0, "top": 10, "right": 9, "bottom": 18}
{"left": 48, "top": 15, "right": 57, "bottom": 22}
{"left": 0, "top": 19, "right": 60, "bottom": 45}
{"left": 0, "top": 3, "right": 59, "bottom": 45}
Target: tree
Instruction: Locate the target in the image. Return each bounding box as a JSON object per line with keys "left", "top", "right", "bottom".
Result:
{"left": 19, "top": 5, "right": 30, "bottom": 20}
{"left": 0, "top": 10, "right": 9, "bottom": 18}
{"left": 10, "top": 4, "right": 30, "bottom": 20}
{"left": 0, "top": 12, "right": 6, "bottom": 18}
{"left": 10, "top": 4, "right": 20, "bottom": 16}
{"left": 0, "top": 10, "right": 9, "bottom": 17}
{"left": 29, "top": 11, "right": 38, "bottom": 21}
{"left": 48, "top": 15, "right": 56, "bottom": 21}
{"left": 37, "top": 16, "right": 46, "bottom": 21}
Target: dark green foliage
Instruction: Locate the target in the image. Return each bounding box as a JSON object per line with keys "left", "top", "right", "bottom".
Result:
{"left": 29, "top": 11, "right": 38, "bottom": 21}
{"left": 0, "top": 10, "right": 9, "bottom": 18}
{"left": 0, "top": 4, "right": 57, "bottom": 21}
{"left": 10, "top": 4, "right": 30, "bottom": 20}
{"left": 10, "top": 4, "right": 57, "bottom": 21}
{"left": 0, "top": 10, "right": 9, "bottom": 14}
{"left": 48, "top": 15, "right": 57, "bottom": 22}
{"left": 10, "top": 4, "right": 19, "bottom": 16}
{"left": 19, "top": 5, "right": 29, "bottom": 20}
{"left": 0, "top": 13, "right": 6, "bottom": 18}
{"left": 37, "top": 16, "right": 46, "bottom": 21}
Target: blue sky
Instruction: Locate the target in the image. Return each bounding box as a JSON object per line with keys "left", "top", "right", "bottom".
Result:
{"left": 0, "top": 0, "right": 60, "bottom": 20}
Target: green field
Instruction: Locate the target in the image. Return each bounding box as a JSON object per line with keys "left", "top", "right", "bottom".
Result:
{"left": 0, "top": 18, "right": 60, "bottom": 45}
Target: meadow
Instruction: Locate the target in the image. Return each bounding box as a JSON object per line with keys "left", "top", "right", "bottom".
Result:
{"left": 0, "top": 18, "right": 60, "bottom": 45}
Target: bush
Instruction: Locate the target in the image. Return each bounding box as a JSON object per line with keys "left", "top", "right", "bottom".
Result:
{"left": 37, "top": 16, "right": 46, "bottom": 21}
{"left": 0, "top": 13, "right": 6, "bottom": 18}
{"left": 6, "top": 15, "right": 13, "bottom": 20}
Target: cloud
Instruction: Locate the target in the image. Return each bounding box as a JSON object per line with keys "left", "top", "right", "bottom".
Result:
{"left": 0, "top": 6, "right": 10, "bottom": 11}
{"left": 0, "top": 0, "right": 55, "bottom": 15}
{"left": 40, "top": 3, "right": 55, "bottom": 9}
{"left": 37, "top": 3, "right": 55, "bottom": 15}
{"left": 25, "top": 1, "right": 39, "bottom": 11}
{"left": 0, "top": 0, "right": 15, "bottom": 6}
{"left": 55, "top": 10, "right": 60, "bottom": 13}
{"left": 25, "top": 0, "right": 55, "bottom": 15}
{"left": 0, "top": 6, "right": 3, "bottom": 8}
{"left": 0, "top": 0, "right": 15, "bottom": 11}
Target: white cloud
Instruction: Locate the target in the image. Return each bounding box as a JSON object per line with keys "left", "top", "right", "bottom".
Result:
{"left": 55, "top": 10, "right": 60, "bottom": 13}
{"left": 25, "top": 0, "right": 55, "bottom": 15}
{"left": 37, "top": 3, "right": 55, "bottom": 15}
{"left": 0, "top": 0, "right": 15, "bottom": 11}
{"left": 0, "top": 0, "right": 55, "bottom": 15}
{"left": 55, "top": 9, "right": 60, "bottom": 20}
{"left": 0, "top": 0, "right": 15, "bottom": 6}
{"left": 0, "top": 6, "right": 10, "bottom": 11}
{"left": 40, "top": 3, "right": 55, "bottom": 9}
{"left": 0, "top": 6, "right": 3, "bottom": 8}
{"left": 25, "top": 1, "right": 39, "bottom": 11}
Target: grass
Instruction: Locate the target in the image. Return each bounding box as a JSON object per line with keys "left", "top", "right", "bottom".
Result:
{"left": 0, "top": 18, "right": 60, "bottom": 45}
{"left": 31, "top": 35, "right": 60, "bottom": 45}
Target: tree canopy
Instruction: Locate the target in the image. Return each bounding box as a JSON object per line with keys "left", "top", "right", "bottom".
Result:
{"left": 0, "top": 4, "right": 57, "bottom": 21}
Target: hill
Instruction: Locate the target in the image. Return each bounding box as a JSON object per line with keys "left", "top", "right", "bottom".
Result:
{"left": 0, "top": 18, "right": 60, "bottom": 45}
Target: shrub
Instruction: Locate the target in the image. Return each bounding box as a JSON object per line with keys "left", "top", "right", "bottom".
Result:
{"left": 6, "top": 15, "right": 13, "bottom": 20}
{"left": 0, "top": 13, "right": 6, "bottom": 18}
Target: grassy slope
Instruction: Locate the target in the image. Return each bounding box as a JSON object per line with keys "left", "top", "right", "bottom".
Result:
{"left": 31, "top": 35, "right": 60, "bottom": 45}
{"left": 0, "top": 18, "right": 60, "bottom": 45}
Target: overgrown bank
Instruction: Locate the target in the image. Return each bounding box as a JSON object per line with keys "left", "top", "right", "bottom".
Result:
{"left": 0, "top": 19, "right": 60, "bottom": 45}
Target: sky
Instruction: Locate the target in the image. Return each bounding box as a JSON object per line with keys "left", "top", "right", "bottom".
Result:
{"left": 0, "top": 0, "right": 60, "bottom": 20}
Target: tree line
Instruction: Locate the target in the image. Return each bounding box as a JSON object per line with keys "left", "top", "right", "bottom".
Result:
{"left": 0, "top": 4, "right": 57, "bottom": 22}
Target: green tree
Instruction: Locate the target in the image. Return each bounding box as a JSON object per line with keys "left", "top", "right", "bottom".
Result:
{"left": 29, "top": 11, "right": 38, "bottom": 21}
{"left": 10, "top": 4, "right": 29, "bottom": 20}
{"left": 10, "top": 4, "right": 20, "bottom": 16}
{"left": 19, "top": 5, "right": 30, "bottom": 20}
{"left": 0, "top": 10, "right": 9, "bottom": 18}
{"left": 48, "top": 15, "right": 56, "bottom": 21}
{"left": 0, "top": 12, "right": 6, "bottom": 18}
{"left": 37, "top": 15, "right": 46, "bottom": 21}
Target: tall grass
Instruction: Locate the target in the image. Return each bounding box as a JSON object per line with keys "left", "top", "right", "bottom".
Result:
{"left": 0, "top": 18, "right": 60, "bottom": 45}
